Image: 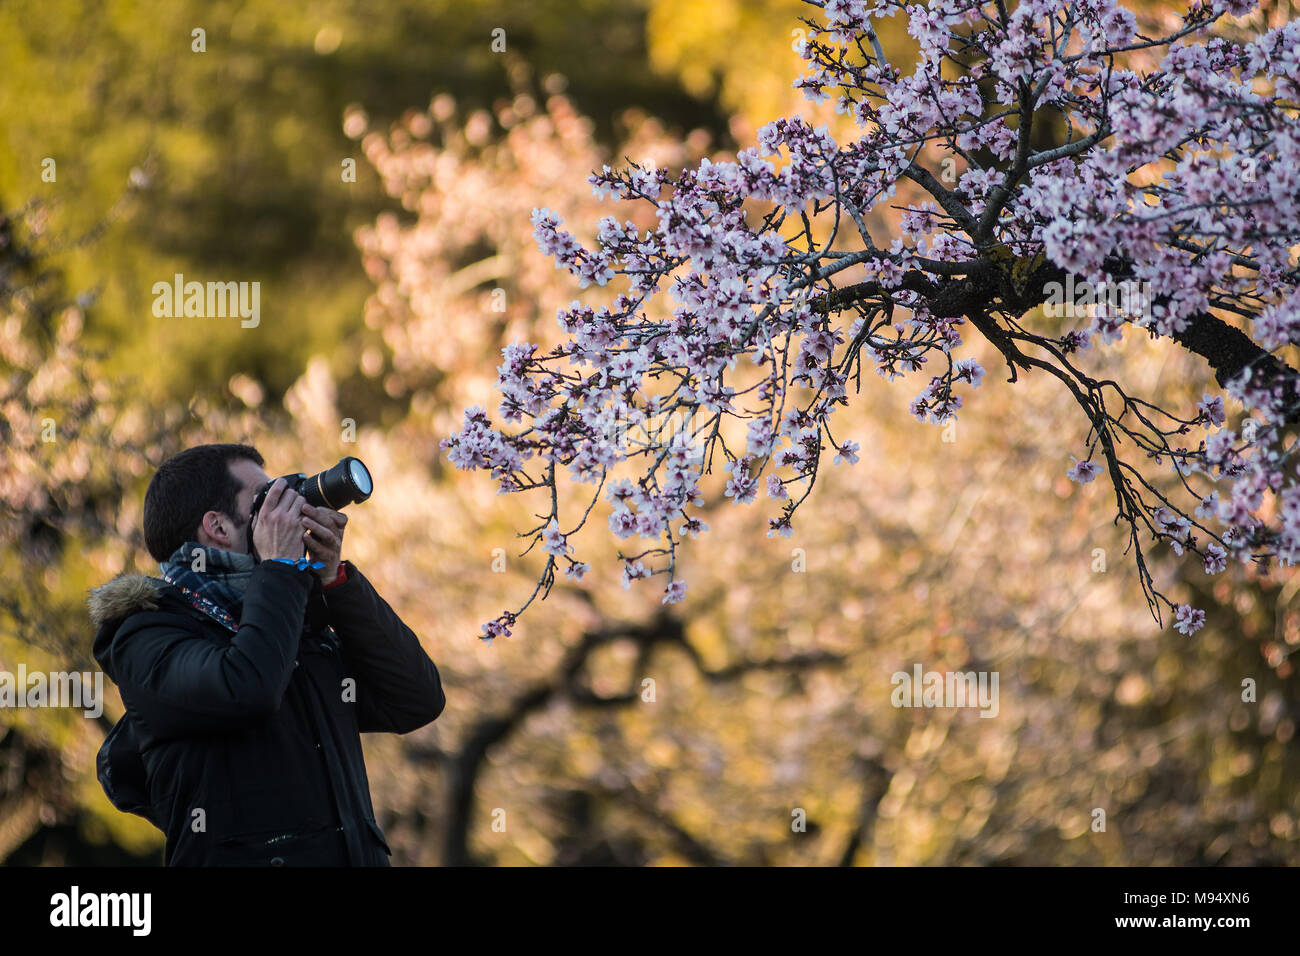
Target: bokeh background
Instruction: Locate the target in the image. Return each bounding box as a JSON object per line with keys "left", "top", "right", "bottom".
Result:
{"left": 1, "top": 0, "right": 1298, "bottom": 865}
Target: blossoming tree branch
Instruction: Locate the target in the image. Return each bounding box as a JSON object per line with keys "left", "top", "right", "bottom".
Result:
{"left": 442, "top": 0, "right": 1300, "bottom": 640}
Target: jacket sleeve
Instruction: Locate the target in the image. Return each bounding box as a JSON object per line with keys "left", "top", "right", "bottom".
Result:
{"left": 322, "top": 561, "right": 446, "bottom": 734}
{"left": 109, "top": 561, "right": 315, "bottom": 737}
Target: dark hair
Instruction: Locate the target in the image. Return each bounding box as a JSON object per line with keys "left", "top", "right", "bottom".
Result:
{"left": 143, "top": 443, "right": 264, "bottom": 562}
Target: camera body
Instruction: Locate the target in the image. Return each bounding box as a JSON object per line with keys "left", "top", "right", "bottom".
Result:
{"left": 246, "top": 457, "right": 373, "bottom": 559}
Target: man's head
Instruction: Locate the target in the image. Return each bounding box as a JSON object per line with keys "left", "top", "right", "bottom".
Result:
{"left": 143, "top": 444, "right": 270, "bottom": 562}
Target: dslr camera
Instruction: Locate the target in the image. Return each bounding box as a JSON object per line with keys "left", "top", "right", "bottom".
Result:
{"left": 246, "top": 457, "right": 373, "bottom": 559}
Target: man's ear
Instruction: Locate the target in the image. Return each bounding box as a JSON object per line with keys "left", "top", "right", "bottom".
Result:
{"left": 197, "top": 510, "right": 241, "bottom": 551}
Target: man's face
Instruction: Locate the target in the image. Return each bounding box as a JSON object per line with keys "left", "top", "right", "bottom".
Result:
{"left": 224, "top": 458, "right": 272, "bottom": 551}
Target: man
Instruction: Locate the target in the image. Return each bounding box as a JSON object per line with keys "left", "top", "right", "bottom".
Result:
{"left": 88, "top": 443, "right": 445, "bottom": 866}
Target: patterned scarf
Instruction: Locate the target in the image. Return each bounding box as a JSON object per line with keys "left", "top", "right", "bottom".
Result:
{"left": 158, "top": 541, "right": 257, "bottom": 633}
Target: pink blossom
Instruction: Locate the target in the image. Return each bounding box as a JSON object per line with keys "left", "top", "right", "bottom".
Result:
{"left": 1067, "top": 456, "right": 1100, "bottom": 484}
{"left": 1173, "top": 605, "right": 1207, "bottom": 636}
{"left": 662, "top": 580, "right": 688, "bottom": 604}
{"left": 434, "top": 0, "right": 1300, "bottom": 627}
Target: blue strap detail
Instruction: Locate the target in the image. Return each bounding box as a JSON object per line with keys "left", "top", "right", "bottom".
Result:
{"left": 265, "top": 557, "right": 326, "bottom": 572}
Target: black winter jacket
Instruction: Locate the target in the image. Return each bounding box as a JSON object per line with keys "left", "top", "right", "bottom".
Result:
{"left": 89, "top": 558, "right": 444, "bottom": 866}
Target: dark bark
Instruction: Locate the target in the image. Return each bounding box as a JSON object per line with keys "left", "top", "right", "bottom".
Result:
{"left": 820, "top": 255, "right": 1300, "bottom": 419}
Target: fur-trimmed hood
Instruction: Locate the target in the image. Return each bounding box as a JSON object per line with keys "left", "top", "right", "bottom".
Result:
{"left": 88, "top": 573, "right": 165, "bottom": 629}
{"left": 89, "top": 571, "right": 171, "bottom": 825}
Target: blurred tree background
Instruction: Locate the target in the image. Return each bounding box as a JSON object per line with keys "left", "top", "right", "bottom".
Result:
{"left": 1, "top": 0, "right": 1297, "bottom": 865}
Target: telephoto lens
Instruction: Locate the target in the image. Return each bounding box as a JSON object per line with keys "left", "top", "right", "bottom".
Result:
{"left": 249, "top": 457, "right": 373, "bottom": 523}
{"left": 298, "top": 457, "right": 373, "bottom": 510}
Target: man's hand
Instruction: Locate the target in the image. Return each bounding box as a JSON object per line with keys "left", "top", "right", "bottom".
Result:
{"left": 301, "top": 504, "right": 346, "bottom": 584}
{"left": 251, "top": 478, "right": 309, "bottom": 561}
